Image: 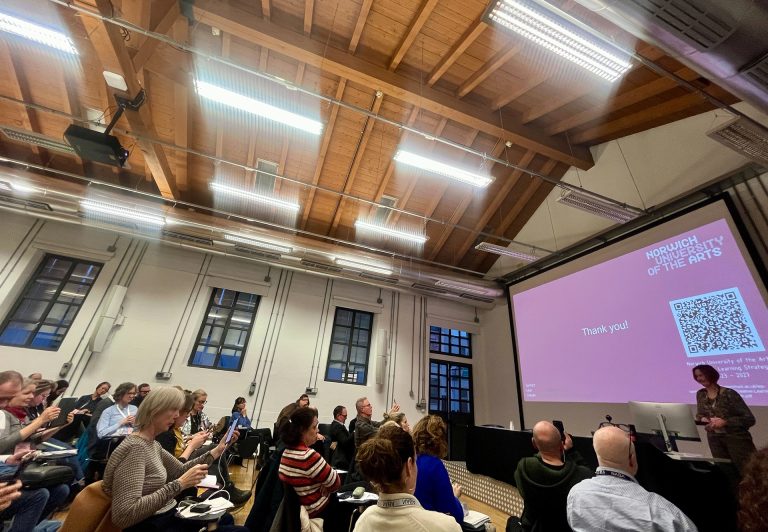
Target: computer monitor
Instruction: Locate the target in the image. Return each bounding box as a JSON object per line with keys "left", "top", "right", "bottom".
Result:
{"left": 628, "top": 401, "right": 700, "bottom": 451}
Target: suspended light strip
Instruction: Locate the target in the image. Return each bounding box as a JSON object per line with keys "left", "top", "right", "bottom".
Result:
{"left": 475, "top": 242, "right": 538, "bottom": 262}
{"left": 0, "top": 12, "right": 78, "bottom": 55}
{"left": 335, "top": 258, "right": 393, "bottom": 276}
{"left": 209, "top": 182, "right": 300, "bottom": 212}
{"left": 354, "top": 219, "right": 428, "bottom": 244}
{"left": 435, "top": 279, "right": 498, "bottom": 296}
{"left": 556, "top": 189, "right": 641, "bottom": 223}
{"left": 80, "top": 200, "right": 166, "bottom": 226}
{"left": 486, "top": 0, "right": 631, "bottom": 82}
{"left": 195, "top": 80, "right": 323, "bottom": 135}
{"left": 1, "top": 126, "right": 76, "bottom": 154}
{"left": 224, "top": 233, "right": 292, "bottom": 254}
{"left": 394, "top": 150, "right": 493, "bottom": 188}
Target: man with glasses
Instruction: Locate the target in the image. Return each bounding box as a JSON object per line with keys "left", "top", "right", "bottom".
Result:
{"left": 130, "top": 383, "right": 151, "bottom": 407}
{"left": 353, "top": 397, "right": 399, "bottom": 449}
{"left": 329, "top": 405, "right": 353, "bottom": 470}
{"left": 567, "top": 426, "right": 697, "bottom": 531}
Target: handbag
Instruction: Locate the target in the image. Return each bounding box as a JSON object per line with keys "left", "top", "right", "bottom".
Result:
{"left": 21, "top": 462, "right": 75, "bottom": 489}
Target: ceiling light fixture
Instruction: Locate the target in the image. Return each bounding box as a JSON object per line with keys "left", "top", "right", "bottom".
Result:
{"left": 209, "top": 182, "right": 301, "bottom": 212}
{"left": 474, "top": 242, "right": 539, "bottom": 261}
{"left": 224, "top": 233, "right": 292, "bottom": 254}
{"left": 707, "top": 116, "right": 768, "bottom": 167}
{"left": 556, "top": 188, "right": 642, "bottom": 223}
{"left": 194, "top": 80, "right": 323, "bottom": 135}
{"left": 394, "top": 150, "right": 493, "bottom": 187}
{"left": 0, "top": 12, "right": 78, "bottom": 55}
{"left": 354, "top": 219, "right": 428, "bottom": 244}
{"left": 1, "top": 126, "right": 76, "bottom": 154}
{"left": 335, "top": 258, "right": 394, "bottom": 276}
{"left": 484, "top": 0, "right": 631, "bottom": 82}
{"left": 434, "top": 279, "right": 498, "bottom": 296}
{"left": 80, "top": 200, "right": 166, "bottom": 226}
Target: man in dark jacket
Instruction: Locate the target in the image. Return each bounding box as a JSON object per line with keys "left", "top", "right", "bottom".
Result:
{"left": 513, "top": 421, "right": 593, "bottom": 531}
{"left": 329, "top": 405, "right": 353, "bottom": 470}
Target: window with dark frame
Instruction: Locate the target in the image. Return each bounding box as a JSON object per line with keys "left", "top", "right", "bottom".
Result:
{"left": 0, "top": 254, "right": 102, "bottom": 350}
{"left": 324, "top": 307, "right": 373, "bottom": 385}
{"left": 429, "top": 359, "right": 473, "bottom": 415}
{"left": 188, "top": 288, "right": 260, "bottom": 371}
{"left": 429, "top": 325, "right": 472, "bottom": 358}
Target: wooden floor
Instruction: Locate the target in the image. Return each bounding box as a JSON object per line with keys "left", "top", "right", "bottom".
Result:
{"left": 228, "top": 459, "right": 511, "bottom": 529}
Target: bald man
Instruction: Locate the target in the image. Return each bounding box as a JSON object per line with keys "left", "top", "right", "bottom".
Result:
{"left": 567, "top": 426, "right": 697, "bottom": 531}
{"left": 513, "top": 421, "right": 593, "bottom": 531}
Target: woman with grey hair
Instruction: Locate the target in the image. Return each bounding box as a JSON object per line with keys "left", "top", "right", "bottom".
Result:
{"left": 102, "top": 387, "right": 246, "bottom": 531}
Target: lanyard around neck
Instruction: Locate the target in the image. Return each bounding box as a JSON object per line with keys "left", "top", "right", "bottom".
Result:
{"left": 596, "top": 469, "right": 636, "bottom": 483}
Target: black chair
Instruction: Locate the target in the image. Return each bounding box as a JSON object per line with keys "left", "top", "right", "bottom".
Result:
{"left": 84, "top": 436, "right": 125, "bottom": 483}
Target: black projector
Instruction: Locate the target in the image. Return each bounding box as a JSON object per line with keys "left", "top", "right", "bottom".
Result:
{"left": 64, "top": 124, "right": 129, "bottom": 167}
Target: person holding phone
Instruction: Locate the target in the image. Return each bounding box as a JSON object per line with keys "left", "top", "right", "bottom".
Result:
{"left": 102, "top": 387, "right": 245, "bottom": 531}
{"left": 97, "top": 382, "right": 138, "bottom": 438}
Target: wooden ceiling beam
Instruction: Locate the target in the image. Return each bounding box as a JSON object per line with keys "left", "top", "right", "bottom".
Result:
{"left": 522, "top": 84, "right": 591, "bottom": 124}
{"left": 304, "top": 0, "right": 314, "bottom": 36}
{"left": 457, "top": 42, "right": 522, "bottom": 98}
{"left": 191, "top": 0, "right": 593, "bottom": 169}
{"left": 275, "top": 62, "right": 306, "bottom": 194}
{"left": 388, "top": 0, "right": 439, "bottom": 72}
{"left": 132, "top": 0, "right": 181, "bottom": 71}
{"left": 348, "top": 0, "right": 373, "bottom": 53}
{"left": 300, "top": 78, "right": 347, "bottom": 229}
{"left": 121, "top": 0, "right": 151, "bottom": 50}
{"left": 428, "top": 16, "right": 486, "bottom": 87}
{"left": 214, "top": 33, "right": 232, "bottom": 161}
{"left": 328, "top": 92, "right": 385, "bottom": 234}
{"left": 546, "top": 68, "right": 698, "bottom": 135}
{"left": 450, "top": 150, "right": 537, "bottom": 262}
{"left": 491, "top": 71, "right": 549, "bottom": 110}
{"left": 262, "top": 0, "right": 271, "bottom": 19}
{"left": 81, "top": 0, "right": 179, "bottom": 199}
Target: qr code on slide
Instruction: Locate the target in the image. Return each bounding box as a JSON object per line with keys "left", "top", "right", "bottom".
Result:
{"left": 669, "top": 287, "right": 765, "bottom": 357}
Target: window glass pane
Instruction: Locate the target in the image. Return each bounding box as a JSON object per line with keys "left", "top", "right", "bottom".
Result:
{"left": 352, "top": 346, "right": 367, "bottom": 364}
{"left": 58, "top": 282, "right": 89, "bottom": 304}
{"left": 25, "top": 278, "right": 60, "bottom": 300}
{"left": 354, "top": 313, "right": 371, "bottom": 329}
{"left": 231, "top": 309, "right": 253, "bottom": 326}
{"left": 450, "top": 336, "right": 459, "bottom": 345}
{"left": 330, "top": 343, "right": 347, "bottom": 362}
{"left": 224, "top": 328, "right": 248, "bottom": 348}
{"left": 460, "top": 338, "right": 469, "bottom": 347}
{"left": 235, "top": 292, "right": 258, "bottom": 311}
{"left": 451, "top": 346, "right": 460, "bottom": 355}
{"left": 12, "top": 299, "right": 48, "bottom": 322}
{"left": 451, "top": 401, "right": 460, "bottom": 411}
{"left": 352, "top": 329, "right": 369, "bottom": 346}
{"left": 459, "top": 330, "right": 468, "bottom": 338}
{"left": 461, "top": 389, "right": 470, "bottom": 401}
{"left": 199, "top": 325, "right": 224, "bottom": 346}
{"left": 40, "top": 257, "right": 72, "bottom": 279}
{"left": 71, "top": 263, "right": 100, "bottom": 284}
{"left": 218, "top": 348, "right": 242, "bottom": 369}
{"left": 326, "top": 362, "right": 345, "bottom": 382}
{"left": 333, "top": 326, "right": 350, "bottom": 344}
{"left": 335, "top": 309, "right": 353, "bottom": 327}
{"left": 441, "top": 335, "right": 449, "bottom": 344}
{"left": 461, "top": 402, "right": 470, "bottom": 413}
{"left": 206, "top": 307, "right": 230, "bottom": 326}
{"left": 355, "top": 368, "right": 366, "bottom": 383}
{"left": 193, "top": 345, "right": 217, "bottom": 366}
{"left": 429, "top": 342, "right": 439, "bottom": 351}
{"left": 461, "top": 367, "right": 470, "bottom": 378}
{"left": 213, "top": 288, "right": 235, "bottom": 308}
{"left": 32, "top": 325, "right": 67, "bottom": 349}
{"left": 0, "top": 322, "right": 36, "bottom": 345}
{"left": 46, "top": 303, "right": 70, "bottom": 325}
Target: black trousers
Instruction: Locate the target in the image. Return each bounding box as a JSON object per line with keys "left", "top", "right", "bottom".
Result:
{"left": 707, "top": 431, "right": 756, "bottom": 473}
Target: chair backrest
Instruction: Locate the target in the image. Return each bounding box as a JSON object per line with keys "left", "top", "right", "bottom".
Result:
{"left": 317, "top": 423, "right": 331, "bottom": 438}
{"left": 59, "top": 481, "right": 120, "bottom": 532}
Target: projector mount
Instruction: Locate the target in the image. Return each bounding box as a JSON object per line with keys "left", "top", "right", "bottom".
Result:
{"left": 103, "top": 89, "right": 146, "bottom": 135}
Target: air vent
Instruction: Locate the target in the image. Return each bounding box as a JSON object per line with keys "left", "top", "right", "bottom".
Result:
{"left": 625, "top": 0, "right": 737, "bottom": 50}
{"left": 234, "top": 245, "right": 281, "bottom": 261}
{"left": 373, "top": 195, "right": 398, "bottom": 225}
{"left": 707, "top": 116, "right": 768, "bottom": 167}
{"left": 741, "top": 52, "right": 768, "bottom": 92}
{"left": 255, "top": 159, "right": 278, "bottom": 192}
{"left": 162, "top": 230, "right": 213, "bottom": 246}
{"left": 359, "top": 272, "right": 399, "bottom": 284}
{"left": 300, "top": 259, "right": 342, "bottom": 273}
{"left": 411, "top": 283, "right": 448, "bottom": 294}
{"left": 459, "top": 293, "right": 495, "bottom": 304}
{"left": 0, "top": 194, "right": 52, "bottom": 211}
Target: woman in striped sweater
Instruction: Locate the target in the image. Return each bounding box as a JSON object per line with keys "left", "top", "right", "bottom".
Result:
{"left": 278, "top": 406, "right": 346, "bottom": 529}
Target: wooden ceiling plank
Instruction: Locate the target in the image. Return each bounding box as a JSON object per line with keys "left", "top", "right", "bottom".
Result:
{"left": 122, "top": 0, "right": 151, "bottom": 49}
{"left": 495, "top": 160, "right": 558, "bottom": 235}
{"left": 191, "top": 0, "right": 593, "bottom": 170}
{"left": 82, "top": 0, "right": 179, "bottom": 199}
{"left": 546, "top": 68, "right": 697, "bottom": 134}
{"left": 328, "top": 93, "right": 385, "bottom": 233}
{"left": 522, "top": 84, "right": 591, "bottom": 124}
{"left": 388, "top": 0, "right": 439, "bottom": 72}
{"left": 491, "top": 71, "right": 549, "bottom": 110}
{"left": 262, "top": 0, "right": 271, "bottom": 19}
{"left": 457, "top": 42, "right": 522, "bottom": 98}
{"left": 304, "top": 0, "right": 314, "bottom": 36}
{"left": 214, "top": 33, "right": 232, "bottom": 161}
{"left": 1, "top": 42, "right": 46, "bottom": 162}
{"left": 450, "top": 150, "right": 537, "bottom": 261}
{"left": 348, "top": 0, "right": 374, "bottom": 53}
{"left": 132, "top": 0, "right": 181, "bottom": 71}
{"left": 275, "top": 62, "right": 306, "bottom": 194}
{"left": 300, "top": 78, "right": 348, "bottom": 229}
{"left": 428, "top": 16, "right": 487, "bottom": 86}
{"left": 173, "top": 17, "right": 189, "bottom": 192}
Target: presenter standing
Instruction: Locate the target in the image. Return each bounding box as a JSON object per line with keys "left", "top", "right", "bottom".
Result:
{"left": 693, "top": 364, "right": 756, "bottom": 472}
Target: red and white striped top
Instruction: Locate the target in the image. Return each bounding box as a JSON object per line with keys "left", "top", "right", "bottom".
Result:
{"left": 279, "top": 444, "right": 340, "bottom": 517}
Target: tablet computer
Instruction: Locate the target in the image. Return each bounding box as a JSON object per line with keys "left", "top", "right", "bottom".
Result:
{"left": 49, "top": 397, "right": 78, "bottom": 427}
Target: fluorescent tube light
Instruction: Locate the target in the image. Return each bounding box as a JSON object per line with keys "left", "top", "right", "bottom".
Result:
{"left": 0, "top": 12, "right": 78, "bottom": 55}
{"left": 195, "top": 80, "right": 323, "bottom": 135}
{"left": 210, "top": 182, "right": 300, "bottom": 212}
{"left": 224, "top": 233, "right": 292, "bottom": 254}
{"left": 707, "top": 116, "right": 768, "bottom": 168}
{"left": 335, "top": 258, "right": 394, "bottom": 276}
{"left": 475, "top": 242, "right": 538, "bottom": 262}
{"left": 434, "top": 279, "right": 498, "bottom": 296}
{"left": 80, "top": 200, "right": 166, "bottom": 226}
{"left": 1, "top": 126, "right": 76, "bottom": 154}
{"left": 556, "top": 189, "right": 641, "bottom": 223}
{"left": 394, "top": 150, "right": 493, "bottom": 187}
{"left": 354, "top": 219, "right": 428, "bottom": 244}
{"left": 485, "top": 0, "right": 631, "bottom": 82}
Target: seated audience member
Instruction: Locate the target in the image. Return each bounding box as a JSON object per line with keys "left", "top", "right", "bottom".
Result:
{"left": 567, "top": 426, "right": 696, "bottom": 532}
{"left": 739, "top": 447, "right": 768, "bottom": 532}
{"left": 231, "top": 397, "right": 252, "bottom": 428}
{"left": 46, "top": 380, "right": 69, "bottom": 407}
{"left": 279, "top": 406, "right": 351, "bottom": 530}
{"left": 131, "top": 383, "right": 151, "bottom": 408}
{"left": 329, "top": 405, "right": 353, "bottom": 470}
{"left": 275, "top": 393, "right": 310, "bottom": 439}
{"left": 353, "top": 397, "right": 399, "bottom": 448}
{"left": 514, "top": 421, "right": 593, "bottom": 531}
{"left": 181, "top": 389, "right": 212, "bottom": 436}
{"left": 102, "top": 387, "right": 246, "bottom": 531}
{"left": 355, "top": 424, "right": 461, "bottom": 532}
{"left": 412, "top": 415, "right": 464, "bottom": 525}
{"left": 156, "top": 392, "right": 208, "bottom": 461}
{"left": 74, "top": 382, "right": 111, "bottom": 415}
{"left": 96, "top": 382, "right": 138, "bottom": 438}
{"left": 383, "top": 411, "right": 411, "bottom": 433}
{"left": 28, "top": 373, "right": 43, "bottom": 381}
